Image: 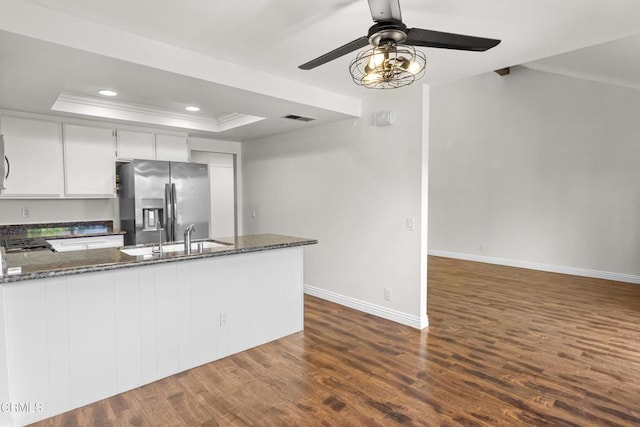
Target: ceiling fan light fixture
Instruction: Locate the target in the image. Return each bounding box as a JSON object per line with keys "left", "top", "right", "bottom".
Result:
{"left": 363, "top": 71, "right": 383, "bottom": 84}
{"left": 349, "top": 43, "right": 426, "bottom": 89}
{"left": 298, "top": 0, "right": 500, "bottom": 89}
{"left": 406, "top": 59, "right": 423, "bottom": 75}
{"left": 367, "top": 48, "right": 388, "bottom": 69}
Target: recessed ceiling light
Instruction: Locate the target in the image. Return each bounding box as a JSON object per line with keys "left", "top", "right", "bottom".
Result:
{"left": 98, "top": 89, "right": 118, "bottom": 97}
{"left": 185, "top": 106, "right": 200, "bottom": 112}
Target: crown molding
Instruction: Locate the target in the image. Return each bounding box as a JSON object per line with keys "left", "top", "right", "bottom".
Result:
{"left": 51, "top": 92, "right": 264, "bottom": 132}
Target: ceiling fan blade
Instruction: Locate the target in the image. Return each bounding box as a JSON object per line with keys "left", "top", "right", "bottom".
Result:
{"left": 299, "top": 36, "right": 370, "bottom": 70}
{"left": 406, "top": 28, "right": 500, "bottom": 51}
{"left": 367, "top": 0, "right": 402, "bottom": 22}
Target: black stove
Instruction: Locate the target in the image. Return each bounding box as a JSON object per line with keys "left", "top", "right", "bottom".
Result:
{"left": 1, "top": 237, "right": 52, "bottom": 253}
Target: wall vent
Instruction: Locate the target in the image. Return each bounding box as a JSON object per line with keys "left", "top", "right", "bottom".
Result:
{"left": 281, "top": 114, "right": 315, "bottom": 122}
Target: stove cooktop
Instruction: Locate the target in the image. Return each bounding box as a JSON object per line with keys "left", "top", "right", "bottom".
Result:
{"left": 1, "top": 237, "right": 52, "bottom": 253}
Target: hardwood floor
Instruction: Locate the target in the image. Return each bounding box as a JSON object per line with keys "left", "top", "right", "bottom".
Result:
{"left": 32, "top": 256, "right": 640, "bottom": 426}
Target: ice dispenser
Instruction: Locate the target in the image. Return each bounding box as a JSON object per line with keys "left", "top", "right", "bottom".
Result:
{"left": 141, "top": 199, "right": 163, "bottom": 231}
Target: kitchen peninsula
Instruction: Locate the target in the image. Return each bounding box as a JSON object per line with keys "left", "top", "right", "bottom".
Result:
{"left": 0, "top": 233, "right": 317, "bottom": 426}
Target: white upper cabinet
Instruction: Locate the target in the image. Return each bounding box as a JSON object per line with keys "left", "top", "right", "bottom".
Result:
{"left": 155, "top": 133, "right": 189, "bottom": 162}
{"left": 115, "top": 129, "right": 155, "bottom": 161}
{"left": 0, "top": 111, "right": 192, "bottom": 199}
{"left": 0, "top": 116, "right": 65, "bottom": 197}
{"left": 63, "top": 124, "right": 116, "bottom": 198}
{"left": 116, "top": 130, "right": 189, "bottom": 162}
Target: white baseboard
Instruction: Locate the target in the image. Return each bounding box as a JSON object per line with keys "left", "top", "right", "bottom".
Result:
{"left": 304, "top": 285, "right": 428, "bottom": 329}
{"left": 428, "top": 250, "right": 640, "bottom": 285}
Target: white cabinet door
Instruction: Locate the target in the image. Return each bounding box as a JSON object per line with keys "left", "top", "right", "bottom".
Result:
{"left": 64, "top": 124, "right": 116, "bottom": 197}
{"left": 116, "top": 129, "right": 155, "bottom": 161}
{"left": 155, "top": 133, "right": 189, "bottom": 161}
{"left": 0, "top": 116, "right": 64, "bottom": 197}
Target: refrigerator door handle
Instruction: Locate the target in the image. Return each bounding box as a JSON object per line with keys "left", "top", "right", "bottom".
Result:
{"left": 171, "top": 183, "right": 177, "bottom": 241}
{"left": 165, "top": 183, "right": 173, "bottom": 242}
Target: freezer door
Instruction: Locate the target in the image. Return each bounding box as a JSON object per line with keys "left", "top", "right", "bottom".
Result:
{"left": 170, "top": 161, "right": 210, "bottom": 240}
{"left": 132, "top": 160, "right": 171, "bottom": 245}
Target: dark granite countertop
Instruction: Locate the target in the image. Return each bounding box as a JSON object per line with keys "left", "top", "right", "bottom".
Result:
{"left": 0, "top": 234, "right": 317, "bottom": 284}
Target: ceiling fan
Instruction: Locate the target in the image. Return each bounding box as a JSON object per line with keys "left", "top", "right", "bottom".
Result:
{"left": 299, "top": 0, "right": 501, "bottom": 89}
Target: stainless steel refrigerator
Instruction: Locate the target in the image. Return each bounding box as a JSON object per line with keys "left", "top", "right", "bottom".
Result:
{"left": 119, "top": 159, "right": 209, "bottom": 246}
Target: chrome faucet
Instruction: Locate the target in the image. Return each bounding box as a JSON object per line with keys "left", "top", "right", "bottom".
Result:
{"left": 184, "top": 224, "right": 195, "bottom": 254}
{"left": 152, "top": 227, "right": 164, "bottom": 255}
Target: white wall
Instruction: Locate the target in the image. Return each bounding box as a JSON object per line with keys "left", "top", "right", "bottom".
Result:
{"left": 0, "top": 199, "right": 114, "bottom": 225}
{"left": 242, "top": 87, "right": 428, "bottom": 328}
{"left": 429, "top": 67, "right": 640, "bottom": 278}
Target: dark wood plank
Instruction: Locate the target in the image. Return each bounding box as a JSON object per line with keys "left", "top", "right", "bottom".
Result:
{"left": 30, "top": 256, "right": 640, "bottom": 426}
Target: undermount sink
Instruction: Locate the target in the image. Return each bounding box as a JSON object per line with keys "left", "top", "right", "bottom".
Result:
{"left": 121, "top": 240, "right": 229, "bottom": 257}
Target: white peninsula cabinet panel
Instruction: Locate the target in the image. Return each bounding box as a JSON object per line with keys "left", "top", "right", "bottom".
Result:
{"left": 0, "top": 116, "right": 64, "bottom": 197}
{"left": 113, "top": 268, "right": 143, "bottom": 392}
{"left": 66, "top": 273, "right": 118, "bottom": 409}
{"left": 115, "top": 129, "right": 155, "bottom": 161}
{"left": 0, "top": 296, "right": 10, "bottom": 427}
{"left": 3, "top": 277, "right": 71, "bottom": 425}
{"left": 0, "top": 247, "right": 304, "bottom": 426}
{"left": 155, "top": 133, "right": 189, "bottom": 161}
{"left": 63, "top": 124, "right": 116, "bottom": 197}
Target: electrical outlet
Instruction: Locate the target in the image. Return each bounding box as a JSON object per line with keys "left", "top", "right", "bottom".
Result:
{"left": 220, "top": 311, "right": 228, "bottom": 327}
{"left": 405, "top": 217, "right": 415, "bottom": 232}
{"left": 384, "top": 288, "right": 392, "bottom": 301}
{"left": 21, "top": 207, "right": 31, "bottom": 219}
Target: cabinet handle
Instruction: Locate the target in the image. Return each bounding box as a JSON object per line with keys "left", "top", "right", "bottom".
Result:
{"left": 4, "top": 156, "right": 9, "bottom": 179}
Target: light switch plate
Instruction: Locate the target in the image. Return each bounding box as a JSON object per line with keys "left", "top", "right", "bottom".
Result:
{"left": 373, "top": 111, "right": 393, "bottom": 126}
